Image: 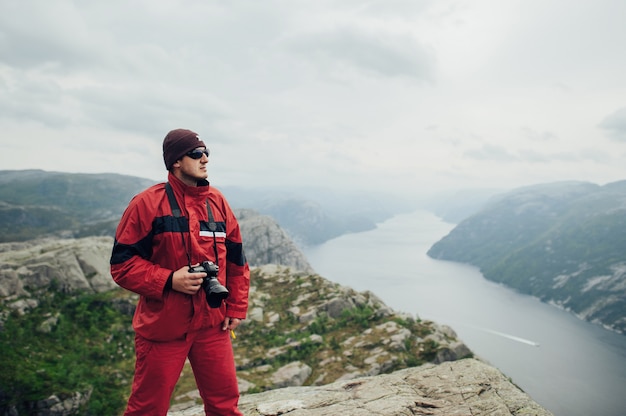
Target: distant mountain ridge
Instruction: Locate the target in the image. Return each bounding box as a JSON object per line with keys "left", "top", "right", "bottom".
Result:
{"left": 427, "top": 180, "right": 626, "bottom": 334}
{"left": 0, "top": 170, "right": 408, "bottom": 245}
{"left": 0, "top": 170, "right": 155, "bottom": 241}
{"left": 218, "top": 185, "right": 411, "bottom": 245}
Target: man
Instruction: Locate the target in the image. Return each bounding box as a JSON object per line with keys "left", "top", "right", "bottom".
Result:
{"left": 110, "top": 128, "right": 250, "bottom": 415}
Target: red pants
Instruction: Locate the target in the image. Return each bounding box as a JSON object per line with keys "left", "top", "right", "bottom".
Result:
{"left": 124, "top": 325, "right": 242, "bottom": 416}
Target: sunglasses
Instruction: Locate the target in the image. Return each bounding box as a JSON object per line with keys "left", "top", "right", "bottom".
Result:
{"left": 185, "top": 148, "right": 210, "bottom": 159}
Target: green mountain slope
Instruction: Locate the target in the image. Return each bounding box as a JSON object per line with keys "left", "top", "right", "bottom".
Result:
{"left": 0, "top": 170, "right": 156, "bottom": 241}
{"left": 427, "top": 181, "right": 626, "bottom": 334}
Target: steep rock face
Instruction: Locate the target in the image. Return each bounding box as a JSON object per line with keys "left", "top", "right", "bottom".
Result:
{"left": 428, "top": 180, "right": 626, "bottom": 334}
{"left": 235, "top": 209, "right": 313, "bottom": 273}
{"left": 169, "top": 359, "right": 552, "bottom": 416}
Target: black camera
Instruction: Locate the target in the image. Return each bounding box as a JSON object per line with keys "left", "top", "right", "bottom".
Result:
{"left": 189, "top": 261, "right": 229, "bottom": 308}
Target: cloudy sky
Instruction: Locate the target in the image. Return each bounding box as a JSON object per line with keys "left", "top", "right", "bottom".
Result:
{"left": 1, "top": 0, "right": 625, "bottom": 197}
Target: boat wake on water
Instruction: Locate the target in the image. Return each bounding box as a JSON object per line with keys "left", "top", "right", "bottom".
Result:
{"left": 423, "top": 315, "right": 541, "bottom": 347}
{"left": 475, "top": 327, "right": 540, "bottom": 347}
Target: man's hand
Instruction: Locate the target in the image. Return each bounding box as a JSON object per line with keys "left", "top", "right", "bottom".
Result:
{"left": 222, "top": 317, "right": 241, "bottom": 331}
{"left": 171, "top": 264, "right": 205, "bottom": 295}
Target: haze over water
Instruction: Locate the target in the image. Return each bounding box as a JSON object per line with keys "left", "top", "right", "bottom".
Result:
{"left": 303, "top": 210, "right": 626, "bottom": 416}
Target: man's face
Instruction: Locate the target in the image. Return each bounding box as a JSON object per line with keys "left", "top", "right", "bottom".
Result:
{"left": 176, "top": 147, "right": 209, "bottom": 183}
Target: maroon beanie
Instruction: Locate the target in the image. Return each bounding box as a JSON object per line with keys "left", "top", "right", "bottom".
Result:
{"left": 162, "top": 128, "right": 207, "bottom": 170}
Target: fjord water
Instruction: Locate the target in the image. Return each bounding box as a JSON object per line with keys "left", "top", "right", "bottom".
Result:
{"left": 302, "top": 210, "right": 626, "bottom": 416}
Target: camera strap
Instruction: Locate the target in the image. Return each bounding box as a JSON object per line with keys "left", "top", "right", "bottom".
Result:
{"left": 165, "top": 182, "right": 192, "bottom": 266}
{"left": 205, "top": 198, "right": 217, "bottom": 232}
{"left": 165, "top": 182, "right": 220, "bottom": 268}
{"left": 165, "top": 182, "right": 181, "bottom": 218}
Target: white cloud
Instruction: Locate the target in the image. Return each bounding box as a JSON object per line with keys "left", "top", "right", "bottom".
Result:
{"left": 284, "top": 26, "right": 435, "bottom": 80}
{"left": 599, "top": 107, "right": 626, "bottom": 142}
{"left": 1, "top": 0, "right": 625, "bottom": 196}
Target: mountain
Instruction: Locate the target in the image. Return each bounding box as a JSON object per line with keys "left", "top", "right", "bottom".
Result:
{"left": 0, "top": 170, "right": 156, "bottom": 241}
{"left": 220, "top": 185, "right": 413, "bottom": 245}
{"left": 427, "top": 180, "right": 626, "bottom": 334}
{"left": 420, "top": 187, "right": 504, "bottom": 224}
{"left": 0, "top": 237, "right": 481, "bottom": 415}
{"left": 0, "top": 171, "right": 551, "bottom": 415}
{"left": 0, "top": 170, "right": 411, "bottom": 245}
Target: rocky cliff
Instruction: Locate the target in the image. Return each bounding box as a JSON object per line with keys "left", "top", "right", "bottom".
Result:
{"left": 0, "top": 209, "right": 312, "bottom": 309}
{"left": 0, "top": 234, "right": 549, "bottom": 415}
{"left": 235, "top": 209, "right": 313, "bottom": 273}
{"left": 0, "top": 237, "right": 117, "bottom": 304}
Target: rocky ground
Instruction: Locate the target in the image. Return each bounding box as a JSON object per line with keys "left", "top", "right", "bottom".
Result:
{"left": 169, "top": 358, "right": 551, "bottom": 416}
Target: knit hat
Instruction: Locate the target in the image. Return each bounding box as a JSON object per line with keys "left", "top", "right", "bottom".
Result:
{"left": 162, "top": 129, "right": 207, "bottom": 170}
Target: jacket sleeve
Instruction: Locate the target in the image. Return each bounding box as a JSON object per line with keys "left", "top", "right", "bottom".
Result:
{"left": 222, "top": 200, "right": 250, "bottom": 319}
{"left": 110, "top": 195, "right": 172, "bottom": 300}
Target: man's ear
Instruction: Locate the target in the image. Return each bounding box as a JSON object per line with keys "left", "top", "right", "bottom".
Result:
{"left": 172, "top": 160, "right": 181, "bottom": 169}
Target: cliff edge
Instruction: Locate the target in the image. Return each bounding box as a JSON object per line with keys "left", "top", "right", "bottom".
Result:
{"left": 170, "top": 358, "right": 551, "bottom": 415}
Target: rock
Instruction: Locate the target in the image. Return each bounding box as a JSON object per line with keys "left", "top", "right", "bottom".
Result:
{"left": 247, "top": 306, "right": 264, "bottom": 322}
{"left": 31, "top": 389, "right": 92, "bottom": 416}
{"left": 323, "top": 297, "right": 356, "bottom": 318}
{"left": 433, "top": 341, "right": 474, "bottom": 364}
{"left": 299, "top": 309, "right": 317, "bottom": 323}
{"left": 37, "top": 313, "right": 60, "bottom": 333}
{"left": 167, "top": 359, "right": 552, "bottom": 416}
{"left": 0, "top": 237, "right": 117, "bottom": 299}
{"left": 238, "top": 378, "right": 256, "bottom": 394}
{"left": 236, "top": 209, "right": 314, "bottom": 273}
{"left": 7, "top": 298, "right": 39, "bottom": 315}
{"left": 0, "top": 268, "right": 27, "bottom": 297}
{"left": 270, "top": 361, "right": 313, "bottom": 388}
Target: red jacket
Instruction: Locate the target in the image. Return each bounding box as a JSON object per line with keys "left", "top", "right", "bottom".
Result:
{"left": 110, "top": 173, "right": 250, "bottom": 341}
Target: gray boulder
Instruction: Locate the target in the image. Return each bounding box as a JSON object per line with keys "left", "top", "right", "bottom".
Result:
{"left": 270, "top": 361, "right": 313, "bottom": 388}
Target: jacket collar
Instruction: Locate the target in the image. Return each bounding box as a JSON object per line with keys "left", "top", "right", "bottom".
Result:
{"left": 167, "top": 172, "right": 210, "bottom": 198}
